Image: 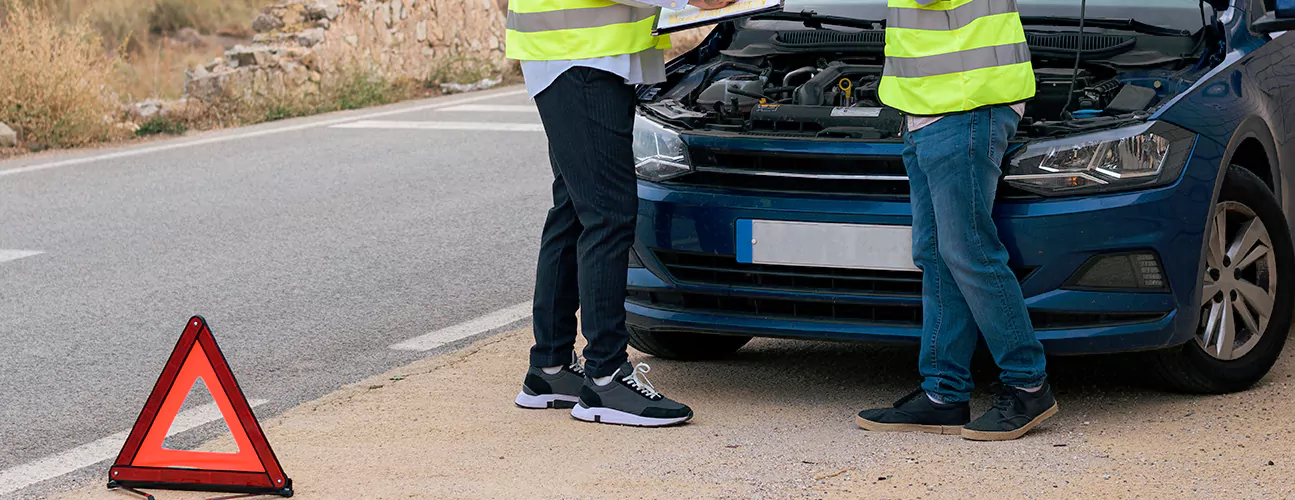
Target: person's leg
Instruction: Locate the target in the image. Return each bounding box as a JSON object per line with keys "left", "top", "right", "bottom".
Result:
{"left": 533, "top": 67, "right": 693, "bottom": 427}
{"left": 517, "top": 80, "right": 593, "bottom": 410}
{"left": 532, "top": 67, "right": 637, "bottom": 379}
{"left": 907, "top": 130, "right": 981, "bottom": 405}
{"left": 915, "top": 107, "right": 1047, "bottom": 389}
{"left": 529, "top": 149, "right": 582, "bottom": 369}
{"left": 856, "top": 128, "right": 974, "bottom": 434}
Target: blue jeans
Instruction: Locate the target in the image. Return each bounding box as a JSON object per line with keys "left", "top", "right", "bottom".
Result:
{"left": 902, "top": 106, "right": 1048, "bottom": 404}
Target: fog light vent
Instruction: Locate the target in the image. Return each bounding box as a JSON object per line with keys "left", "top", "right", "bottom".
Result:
{"left": 1066, "top": 252, "right": 1167, "bottom": 291}
{"left": 629, "top": 248, "right": 645, "bottom": 269}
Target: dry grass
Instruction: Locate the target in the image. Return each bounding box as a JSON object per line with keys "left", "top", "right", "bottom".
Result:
{"left": 168, "top": 67, "right": 421, "bottom": 132}
{"left": 0, "top": 2, "right": 128, "bottom": 149}
{"left": 2, "top": 0, "right": 259, "bottom": 50}
{"left": 110, "top": 38, "right": 227, "bottom": 103}
{"left": 2, "top": 0, "right": 258, "bottom": 102}
{"left": 0, "top": 0, "right": 529, "bottom": 152}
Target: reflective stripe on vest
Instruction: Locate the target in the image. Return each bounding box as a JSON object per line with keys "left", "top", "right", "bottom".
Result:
{"left": 879, "top": 0, "right": 1035, "bottom": 115}
{"left": 506, "top": 5, "right": 658, "bottom": 33}
{"left": 505, "top": 0, "right": 671, "bottom": 61}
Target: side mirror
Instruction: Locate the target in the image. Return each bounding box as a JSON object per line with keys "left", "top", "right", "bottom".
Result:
{"left": 1254, "top": 0, "right": 1295, "bottom": 34}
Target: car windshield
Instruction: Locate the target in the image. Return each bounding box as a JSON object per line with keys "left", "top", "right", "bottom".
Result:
{"left": 779, "top": 0, "right": 1211, "bottom": 33}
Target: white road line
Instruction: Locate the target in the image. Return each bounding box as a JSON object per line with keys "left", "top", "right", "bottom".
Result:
{"left": 0, "top": 89, "right": 527, "bottom": 178}
{"left": 390, "top": 302, "right": 532, "bottom": 351}
{"left": 331, "top": 120, "right": 544, "bottom": 132}
{"left": 0, "top": 399, "right": 269, "bottom": 496}
{"left": 439, "top": 104, "right": 537, "bottom": 113}
{"left": 0, "top": 250, "right": 43, "bottom": 264}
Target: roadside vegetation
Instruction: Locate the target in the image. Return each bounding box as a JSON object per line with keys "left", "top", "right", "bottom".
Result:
{"left": 0, "top": 0, "right": 693, "bottom": 155}
{"left": 0, "top": 0, "right": 489, "bottom": 154}
{"left": 0, "top": 3, "right": 128, "bottom": 149}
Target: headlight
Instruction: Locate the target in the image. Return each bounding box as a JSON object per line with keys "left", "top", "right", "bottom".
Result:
{"left": 1005, "top": 122, "right": 1195, "bottom": 196}
{"left": 633, "top": 114, "right": 691, "bottom": 182}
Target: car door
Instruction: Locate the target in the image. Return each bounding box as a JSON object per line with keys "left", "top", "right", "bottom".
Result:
{"left": 1247, "top": 0, "right": 1295, "bottom": 214}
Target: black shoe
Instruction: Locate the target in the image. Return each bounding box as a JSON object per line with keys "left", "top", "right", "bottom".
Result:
{"left": 571, "top": 362, "right": 693, "bottom": 427}
{"left": 514, "top": 352, "right": 585, "bottom": 409}
{"left": 962, "top": 382, "right": 1059, "bottom": 441}
{"left": 856, "top": 389, "right": 971, "bottom": 435}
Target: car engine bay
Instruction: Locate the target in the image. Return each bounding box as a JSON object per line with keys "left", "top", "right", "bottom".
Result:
{"left": 639, "top": 19, "right": 1216, "bottom": 140}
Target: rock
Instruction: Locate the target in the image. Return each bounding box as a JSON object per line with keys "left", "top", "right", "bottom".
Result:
{"left": 132, "top": 99, "right": 166, "bottom": 119}
{"left": 415, "top": 21, "right": 427, "bottom": 42}
{"left": 127, "top": 98, "right": 188, "bottom": 120}
{"left": 226, "top": 45, "right": 279, "bottom": 67}
{"left": 173, "top": 27, "right": 205, "bottom": 48}
{"left": 344, "top": 34, "right": 359, "bottom": 46}
{"left": 252, "top": 12, "right": 285, "bottom": 33}
{"left": 296, "top": 28, "right": 326, "bottom": 47}
{"left": 440, "top": 77, "right": 501, "bottom": 94}
{"left": 0, "top": 123, "right": 16, "bottom": 147}
{"left": 306, "top": 0, "right": 341, "bottom": 20}
{"left": 279, "top": 4, "right": 306, "bottom": 26}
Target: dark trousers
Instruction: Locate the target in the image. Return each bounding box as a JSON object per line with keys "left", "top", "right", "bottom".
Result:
{"left": 529, "top": 67, "right": 637, "bottom": 379}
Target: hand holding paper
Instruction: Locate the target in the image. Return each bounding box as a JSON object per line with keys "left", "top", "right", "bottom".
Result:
{"left": 654, "top": 0, "right": 784, "bottom": 34}
{"left": 688, "top": 0, "right": 737, "bottom": 9}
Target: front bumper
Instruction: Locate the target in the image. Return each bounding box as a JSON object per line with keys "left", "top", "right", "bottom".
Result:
{"left": 626, "top": 138, "right": 1223, "bottom": 355}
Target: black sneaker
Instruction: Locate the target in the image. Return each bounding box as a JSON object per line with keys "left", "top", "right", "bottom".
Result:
{"left": 856, "top": 389, "right": 971, "bottom": 435}
{"left": 962, "top": 382, "right": 1059, "bottom": 441}
{"left": 571, "top": 362, "right": 693, "bottom": 427}
{"left": 514, "top": 352, "right": 585, "bottom": 409}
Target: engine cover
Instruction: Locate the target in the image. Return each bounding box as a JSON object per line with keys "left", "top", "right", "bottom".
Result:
{"left": 748, "top": 104, "right": 903, "bottom": 138}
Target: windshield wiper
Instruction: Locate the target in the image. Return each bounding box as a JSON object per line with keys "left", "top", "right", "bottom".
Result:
{"left": 756, "top": 10, "right": 882, "bottom": 31}
{"left": 1021, "top": 16, "right": 1192, "bottom": 37}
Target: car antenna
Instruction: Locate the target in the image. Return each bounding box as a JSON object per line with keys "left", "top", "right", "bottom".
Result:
{"left": 1060, "top": 0, "right": 1087, "bottom": 120}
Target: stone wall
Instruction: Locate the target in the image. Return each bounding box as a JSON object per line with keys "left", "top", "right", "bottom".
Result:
{"left": 186, "top": 0, "right": 508, "bottom": 100}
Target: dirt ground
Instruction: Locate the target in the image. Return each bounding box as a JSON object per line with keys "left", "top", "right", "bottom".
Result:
{"left": 63, "top": 327, "right": 1295, "bottom": 499}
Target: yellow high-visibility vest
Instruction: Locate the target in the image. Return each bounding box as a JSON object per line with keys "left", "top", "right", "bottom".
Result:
{"left": 505, "top": 0, "right": 672, "bottom": 61}
{"left": 879, "top": 0, "right": 1036, "bottom": 116}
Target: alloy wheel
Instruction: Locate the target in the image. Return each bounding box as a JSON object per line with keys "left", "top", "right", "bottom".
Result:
{"left": 1198, "top": 201, "right": 1278, "bottom": 360}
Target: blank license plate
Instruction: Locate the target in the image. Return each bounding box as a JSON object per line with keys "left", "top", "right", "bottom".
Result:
{"left": 736, "top": 219, "right": 918, "bottom": 272}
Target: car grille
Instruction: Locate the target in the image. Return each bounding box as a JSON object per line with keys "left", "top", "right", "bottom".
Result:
{"left": 626, "top": 290, "right": 1167, "bottom": 331}
{"left": 657, "top": 250, "right": 924, "bottom": 298}
{"left": 655, "top": 251, "right": 1035, "bottom": 299}
{"left": 668, "top": 150, "right": 911, "bottom": 198}
{"left": 668, "top": 145, "right": 1041, "bottom": 199}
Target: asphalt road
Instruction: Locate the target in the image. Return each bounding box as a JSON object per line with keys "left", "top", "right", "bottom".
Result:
{"left": 0, "top": 87, "right": 552, "bottom": 497}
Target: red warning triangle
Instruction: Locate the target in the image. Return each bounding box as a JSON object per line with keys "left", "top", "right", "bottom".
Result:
{"left": 109, "top": 316, "right": 292, "bottom": 497}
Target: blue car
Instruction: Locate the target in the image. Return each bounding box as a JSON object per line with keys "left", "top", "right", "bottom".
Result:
{"left": 625, "top": 0, "right": 1295, "bottom": 393}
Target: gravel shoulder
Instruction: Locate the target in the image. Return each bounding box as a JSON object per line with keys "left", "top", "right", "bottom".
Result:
{"left": 62, "top": 327, "right": 1295, "bottom": 499}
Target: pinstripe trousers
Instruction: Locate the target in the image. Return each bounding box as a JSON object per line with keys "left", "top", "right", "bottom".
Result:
{"left": 529, "top": 67, "right": 638, "bottom": 379}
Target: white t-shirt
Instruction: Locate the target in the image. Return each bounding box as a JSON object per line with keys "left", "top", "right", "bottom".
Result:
{"left": 907, "top": 102, "right": 1027, "bottom": 132}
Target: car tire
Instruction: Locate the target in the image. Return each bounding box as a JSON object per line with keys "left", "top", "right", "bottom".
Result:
{"left": 627, "top": 327, "right": 752, "bottom": 360}
{"left": 1149, "top": 165, "right": 1294, "bottom": 394}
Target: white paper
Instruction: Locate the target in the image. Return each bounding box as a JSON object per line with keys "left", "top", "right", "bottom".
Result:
{"left": 655, "top": 0, "right": 783, "bottom": 32}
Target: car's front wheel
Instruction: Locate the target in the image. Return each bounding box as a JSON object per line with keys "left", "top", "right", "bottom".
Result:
{"left": 628, "top": 327, "right": 752, "bottom": 360}
{"left": 1151, "top": 166, "right": 1294, "bottom": 393}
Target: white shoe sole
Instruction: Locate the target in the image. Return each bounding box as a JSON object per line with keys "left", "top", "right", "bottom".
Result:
{"left": 570, "top": 403, "right": 692, "bottom": 427}
{"left": 514, "top": 391, "right": 579, "bottom": 409}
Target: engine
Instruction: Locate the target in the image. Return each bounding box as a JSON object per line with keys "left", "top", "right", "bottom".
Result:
{"left": 644, "top": 56, "right": 1154, "bottom": 139}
